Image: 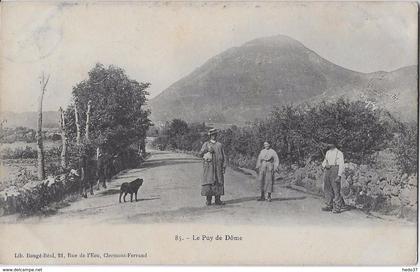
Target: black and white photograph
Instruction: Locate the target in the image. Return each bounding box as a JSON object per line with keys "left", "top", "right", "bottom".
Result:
{"left": 0, "top": 1, "right": 418, "bottom": 266}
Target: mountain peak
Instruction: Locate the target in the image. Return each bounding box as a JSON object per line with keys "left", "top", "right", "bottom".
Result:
{"left": 150, "top": 36, "right": 417, "bottom": 124}
{"left": 243, "top": 35, "right": 305, "bottom": 48}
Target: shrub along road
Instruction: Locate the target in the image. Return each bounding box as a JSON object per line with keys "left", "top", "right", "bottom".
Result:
{"left": 0, "top": 149, "right": 415, "bottom": 226}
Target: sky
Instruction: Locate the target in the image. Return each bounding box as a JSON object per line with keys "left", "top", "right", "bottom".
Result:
{"left": 0, "top": 1, "right": 418, "bottom": 112}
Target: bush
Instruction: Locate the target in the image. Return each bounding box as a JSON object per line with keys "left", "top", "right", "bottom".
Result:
{"left": 0, "top": 145, "right": 62, "bottom": 160}
{"left": 151, "top": 120, "right": 206, "bottom": 151}
{"left": 218, "top": 99, "right": 393, "bottom": 168}
{"left": 259, "top": 99, "right": 393, "bottom": 165}
{"left": 46, "top": 146, "right": 61, "bottom": 158}
{"left": 50, "top": 133, "right": 62, "bottom": 141}
{"left": 393, "top": 123, "right": 418, "bottom": 175}
{"left": 0, "top": 127, "right": 36, "bottom": 143}
{"left": 152, "top": 135, "right": 170, "bottom": 150}
{"left": 45, "top": 163, "right": 65, "bottom": 177}
{"left": 0, "top": 146, "right": 37, "bottom": 159}
{"left": 0, "top": 170, "right": 81, "bottom": 216}
{"left": 154, "top": 99, "right": 398, "bottom": 170}
{"left": 0, "top": 166, "right": 37, "bottom": 192}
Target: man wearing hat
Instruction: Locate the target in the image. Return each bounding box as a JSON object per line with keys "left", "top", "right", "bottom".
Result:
{"left": 199, "top": 128, "right": 227, "bottom": 206}
{"left": 256, "top": 141, "right": 279, "bottom": 202}
{"left": 321, "top": 140, "right": 345, "bottom": 213}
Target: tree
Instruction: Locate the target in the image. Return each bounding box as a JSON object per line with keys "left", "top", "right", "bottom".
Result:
{"left": 168, "top": 119, "right": 189, "bottom": 138}
{"left": 37, "top": 72, "right": 49, "bottom": 180}
{"left": 65, "top": 63, "right": 152, "bottom": 160}
{"left": 74, "top": 104, "right": 81, "bottom": 146}
{"left": 151, "top": 119, "right": 207, "bottom": 151}
{"left": 307, "top": 99, "right": 392, "bottom": 164}
{"left": 59, "top": 107, "right": 67, "bottom": 169}
{"left": 85, "top": 100, "right": 92, "bottom": 141}
{"left": 393, "top": 123, "right": 418, "bottom": 174}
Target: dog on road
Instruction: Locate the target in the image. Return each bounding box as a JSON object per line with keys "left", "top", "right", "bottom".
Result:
{"left": 119, "top": 178, "right": 144, "bottom": 203}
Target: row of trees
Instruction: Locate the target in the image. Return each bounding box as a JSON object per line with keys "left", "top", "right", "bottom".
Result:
{"left": 152, "top": 119, "right": 206, "bottom": 151}
{"left": 230, "top": 99, "right": 393, "bottom": 165}
{"left": 153, "top": 99, "right": 417, "bottom": 174}
{"left": 36, "top": 64, "right": 152, "bottom": 185}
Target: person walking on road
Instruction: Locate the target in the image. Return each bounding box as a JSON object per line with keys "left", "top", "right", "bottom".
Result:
{"left": 199, "top": 129, "right": 227, "bottom": 206}
{"left": 321, "top": 140, "right": 345, "bottom": 213}
{"left": 256, "top": 142, "right": 279, "bottom": 202}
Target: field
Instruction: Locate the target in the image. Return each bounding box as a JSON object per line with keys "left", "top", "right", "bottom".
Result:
{"left": 0, "top": 140, "right": 61, "bottom": 191}
{"left": 0, "top": 140, "right": 60, "bottom": 152}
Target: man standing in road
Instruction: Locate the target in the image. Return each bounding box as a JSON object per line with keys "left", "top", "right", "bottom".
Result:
{"left": 321, "top": 140, "right": 345, "bottom": 213}
{"left": 256, "top": 142, "right": 279, "bottom": 202}
{"left": 199, "top": 129, "right": 227, "bottom": 206}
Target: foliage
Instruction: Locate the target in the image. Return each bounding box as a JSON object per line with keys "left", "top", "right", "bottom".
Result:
{"left": 6, "top": 173, "right": 80, "bottom": 216}
{"left": 1, "top": 63, "right": 152, "bottom": 216}
{"left": 0, "top": 146, "right": 38, "bottom": 159}
{"left": 64, "top": 63, "right": 152, "bottom": 157}
{"left": 258, "top": 99, "right": 393, "bottom": 165}
{"left": 218, "top": 99, "right": 393, "bottom": 167}
{"left": 217, "top": 125, "right": 261, "bottom": 168}
{"left": 0, "top": 127, "right": 36, "bottom": 143}
{"left": 146, "top": 126, "right": 159, "bottom": 137}
{"left": 45, "top": 163, "right": 65, "bottom": 177}
{"left": 168, "top": 119, "right": 189, "bottom": 138}
{"left": 50, "top": 133, "right": 62, "bottom": 141}
{"left": 0, "top": 166, "right": 37, "bottom": 192}
{"left": 309, "top": 99, "right": 392, "bottom": 163}
{"left": 392, "top": 123, "right": 418, "bottom": 175}
{"left": 155, "top": 99, "right": 396, "bottom": 168}
{"left": 152, "top": 135, "right": 170, "bottom": 150}
{"left": 61, "top": 63, "right": 152, "bottom": 194}
{"left": 0, "top": 145, "right": 144, "bottom": 216}
{"left": 0, "top": 145, "right": 62, "bottom": 160}
{"left": 152, "top": 120, "right": 207, "bottom": 151}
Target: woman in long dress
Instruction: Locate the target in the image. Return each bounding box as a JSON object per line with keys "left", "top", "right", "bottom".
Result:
{"left": 256, "top": 142, "right": 279, "bottom": 202}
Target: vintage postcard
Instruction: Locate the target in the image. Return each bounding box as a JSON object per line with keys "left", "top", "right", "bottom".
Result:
{"left": 0, "top": 1, "right": 418, "bottom": 265}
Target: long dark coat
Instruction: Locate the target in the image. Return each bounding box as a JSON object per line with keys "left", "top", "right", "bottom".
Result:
{"left": 199, "top": 141, "right": 227, "bottom": 187}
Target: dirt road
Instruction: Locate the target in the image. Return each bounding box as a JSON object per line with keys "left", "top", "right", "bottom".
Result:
{"left": 0, "top": 149, "right": 414, "bottom": 226}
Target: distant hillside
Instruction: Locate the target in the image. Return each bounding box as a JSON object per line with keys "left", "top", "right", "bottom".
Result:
{"left": 0, "top": 111, "right": 60, "bottom": 129}
{"left": 150, "top": 35, "right": 417, "bottom": 124}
